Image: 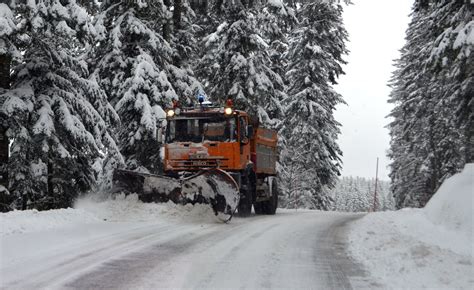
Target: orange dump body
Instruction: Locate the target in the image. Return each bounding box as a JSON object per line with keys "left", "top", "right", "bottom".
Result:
{"left": 163, "top": 107, "right": 277, "bottom": 175}
{"left": 250, "top": 127, "right": 278, "bottom": 175}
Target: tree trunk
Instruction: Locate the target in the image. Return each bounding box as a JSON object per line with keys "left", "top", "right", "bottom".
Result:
{"left": 0, "top": 54, "right": 10, "bottom": 89}
{"left": 416, "top": 0, "right": 430, "bottom": 10}
{"left": 215, "top": 0, "right": 224, "bottom": 15}
{"left": 0, "top": 54, "right": 10, "bottom": 191}
{"left": 47, "top": 159, "right": 53, "bottom": 197}
{"left": 173, "top": 0, "right": 182, "bottom": 30}
{"left": 163, "top": 0, "right": 172, "bottom": 41}
{"left": 467, "top": 114, "right": 474, "bottom": 163}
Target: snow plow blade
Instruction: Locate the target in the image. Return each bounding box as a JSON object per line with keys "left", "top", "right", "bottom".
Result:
{"left": 112, "top": 169, "right": 240, "bottom": 222}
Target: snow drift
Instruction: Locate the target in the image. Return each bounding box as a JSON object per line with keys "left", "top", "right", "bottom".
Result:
{"left": 0, "top": 193, "right": 222, "bottom": 236}
{"left": 1, "top": 207, "right": 99, "bottom": 236}
{"left": 424, "top": 163, "right": 473, "bottom": 237}
{"left": 75, "top": 193, "right": 221, "bottom": 224}
{"left": 348, "top": 163, "right": 473, "bottom": 289}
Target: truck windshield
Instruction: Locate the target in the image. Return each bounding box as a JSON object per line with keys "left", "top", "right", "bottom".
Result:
{"left": 166, "top": 117, "right": 236, "bottom": 143}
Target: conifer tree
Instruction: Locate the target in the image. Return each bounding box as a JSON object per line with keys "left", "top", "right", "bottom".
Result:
{"left": 167, "top": 0, "right": 204, "bottom": 106}
{"left": 91, "top": 0, "right": 178, "bottom": 174}
{"left": 329, "top": 176, "right": 392, "bottom": 212}
{"left": 197, "top": 0, "right": 285, "bottom": 127}
{"left": 2, "top": 0, "right": 119, "bottom": 209}
{"left": 388, "top": 2, "right": 435, "bottom": 208}
{"left": 388, "top": 0, "right": 473, "bottom": 208}
{"left": 0, "top": 2, "right": 19, "bottom": 210}
{"left": 280, "top": 0, "right": 348, "bottom": 209}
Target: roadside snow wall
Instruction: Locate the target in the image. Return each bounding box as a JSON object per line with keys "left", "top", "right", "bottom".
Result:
{"left": 424, "top": 163, "right": 473, "bottom": 238}
{"left": 348, "top": 163, "right": 473, "bottom": 289}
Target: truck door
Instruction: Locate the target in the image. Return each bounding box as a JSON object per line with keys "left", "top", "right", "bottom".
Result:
{"left": 239, "top": 116, "right": 250, "bottom": 167}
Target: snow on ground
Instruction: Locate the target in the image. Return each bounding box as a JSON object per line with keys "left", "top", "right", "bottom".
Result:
{"left": 1, "top": 166, "right": 472, "bottom": 288}
{"left": 1, "top": 193, "right": 231, "bottom": 288}
{"left": 1, "top": 193, "right": 220, "bottom": 236}
{"left": 1, "top": 203, "right": 367, "bottom": 289}
{"left": 1, "top": 207, "right": 99, "bottom": 236}
{"left": 75, "top": 193, "right": 222, "bottom": 224}
{"left": 348, "top": 164, "right": 474, "bottom": 289}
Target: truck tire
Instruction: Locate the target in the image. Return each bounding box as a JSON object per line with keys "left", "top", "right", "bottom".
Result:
{"left": 254, "top": 202, "right": 264, "bottom": 214}
{"left": 238, "top": 169, "right": 255, "bottom": 217}
{"left": 263, "top": 178, "right": 278, "bottom": 215}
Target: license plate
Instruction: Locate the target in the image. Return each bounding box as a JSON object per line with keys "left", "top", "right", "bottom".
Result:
{"left": 192, "top": 161, "right": 208, "bottom": 166}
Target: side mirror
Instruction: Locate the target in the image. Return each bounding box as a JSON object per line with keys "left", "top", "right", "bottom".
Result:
{"left": 247, "top": 125, "right": 254, "bottom": 139}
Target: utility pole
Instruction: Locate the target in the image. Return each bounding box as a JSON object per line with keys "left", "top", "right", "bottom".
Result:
{"left": 373, "top": 157, "right": 379, "bottom": 212}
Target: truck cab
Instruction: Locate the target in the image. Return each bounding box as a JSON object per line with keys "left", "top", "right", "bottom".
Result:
{"left": 164, "top": 107, "right": 252, "bottom": 173}
{"left": 163, "top": 103, "right": 278, "bottom": 216}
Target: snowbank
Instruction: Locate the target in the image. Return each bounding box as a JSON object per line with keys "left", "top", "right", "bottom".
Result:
{"left": 75, "top": 193, "right": 221, "bottom": 224}
{"left": 348, "top": 164, "right": 473, "bottom": 289}
{"left": 1, "top": 208, "right": 99, "bottom": 236}
{"left": 424, "top": 163, "right": 473, "bottom": 237}
{"left": 1, "top": 193, "right": 222, "bottom": 236}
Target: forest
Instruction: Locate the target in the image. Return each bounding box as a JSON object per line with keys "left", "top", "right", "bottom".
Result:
{"left": 388, "top": 0, "right": 473, "bottom": 208}
{"left": 0, "top": 0, "right": 472, "bottom": 212}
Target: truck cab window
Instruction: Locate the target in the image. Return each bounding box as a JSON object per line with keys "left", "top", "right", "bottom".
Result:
{"left": 167, "top": 117, "right": 237, "bottom": 143}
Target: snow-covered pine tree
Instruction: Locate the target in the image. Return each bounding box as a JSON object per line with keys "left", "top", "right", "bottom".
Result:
{"left": 0, "top": 2, "right": 20, "bottom": 210}
{"left": 2, "top": 0, "right": 119, "bottom": 210}
{"left": 0, "top": 3, "right": 18, "bottom": 87}
{"left": 388, "top": 1, "right": 435, "bottom": 208}
{"left": 347, "top": 180, "right": 369, "bottom": 212}
{"left": 91, "top": 0, "right": 178, "bottom": 174}
{"left": 328, "top": 176, "right": 392, "bottom": 212}
{"left": 77, "top": 0, "right": 99, "bottom": 13}
{"left": 280, "top": 0, "right": 348, "bottom": 210}
{"left": 197, "top": 0, "right": 285, "bottom": 127}
{"left": 256, "top": 0, "right": 295, "bottom": 99}
{"left": 167, "top": 0, "right": 204, "bottom": 106}
{"left": 278, "top": 125, "right": 331, "bottom": 209}
{"left": 388, "top": 0, "right": 473, "bottom": 208}
{"left": 427, "top": 0, "right": 473, "bottom": 164}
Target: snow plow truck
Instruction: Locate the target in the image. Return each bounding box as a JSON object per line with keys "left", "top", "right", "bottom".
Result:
{"left": 112, "top": 100, "right": 279, "bottom": 222}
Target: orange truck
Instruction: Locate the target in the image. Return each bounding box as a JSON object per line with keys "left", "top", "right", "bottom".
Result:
{"left": 113, "top": 101, "right": 279, "bottom": 221}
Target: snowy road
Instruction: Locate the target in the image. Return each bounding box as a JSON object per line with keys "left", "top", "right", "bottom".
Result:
{"left": 1, "top": 210, "right": 373, "bottom": 289}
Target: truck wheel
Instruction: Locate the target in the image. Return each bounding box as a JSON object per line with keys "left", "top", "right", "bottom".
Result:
{"left": 254, "top": 202, "right": 264, "bottom": 214}
{"left": 238, "top": 169, "right": 255, "bottom": 217}
{"left": 263, "top": 178, "right": 278, "bottom": 215}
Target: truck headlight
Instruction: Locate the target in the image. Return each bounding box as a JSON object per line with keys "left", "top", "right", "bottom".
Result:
{"left": 224, "top": 107, "right": 233, "bottom": 115}
{"left": 167, "top": 110, "right": 175, "bottom": 117}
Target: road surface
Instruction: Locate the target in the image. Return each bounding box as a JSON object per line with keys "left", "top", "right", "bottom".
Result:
{"left": 1, "top": 210, "right": 375, "bottom": 289}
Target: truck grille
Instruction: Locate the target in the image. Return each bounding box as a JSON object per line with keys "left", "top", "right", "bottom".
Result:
{"left": 168, "top": 158, "right": 228, "bottom": 170}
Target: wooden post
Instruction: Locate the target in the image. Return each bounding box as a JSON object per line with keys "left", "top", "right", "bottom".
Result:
{"left": 373, "top": 157, "right": 379, "bottom": 212}
{"left": 173, "top": 0, "right": 182, "bottom": 30}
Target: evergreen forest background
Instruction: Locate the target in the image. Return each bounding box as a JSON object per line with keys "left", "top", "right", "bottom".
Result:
{"left": 0, "top": 0, "right": 472, "bottom": 212}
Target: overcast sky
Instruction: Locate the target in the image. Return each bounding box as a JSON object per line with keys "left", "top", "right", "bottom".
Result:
{"left": 335, "top": 0, "right": 413, "bottom": 180}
